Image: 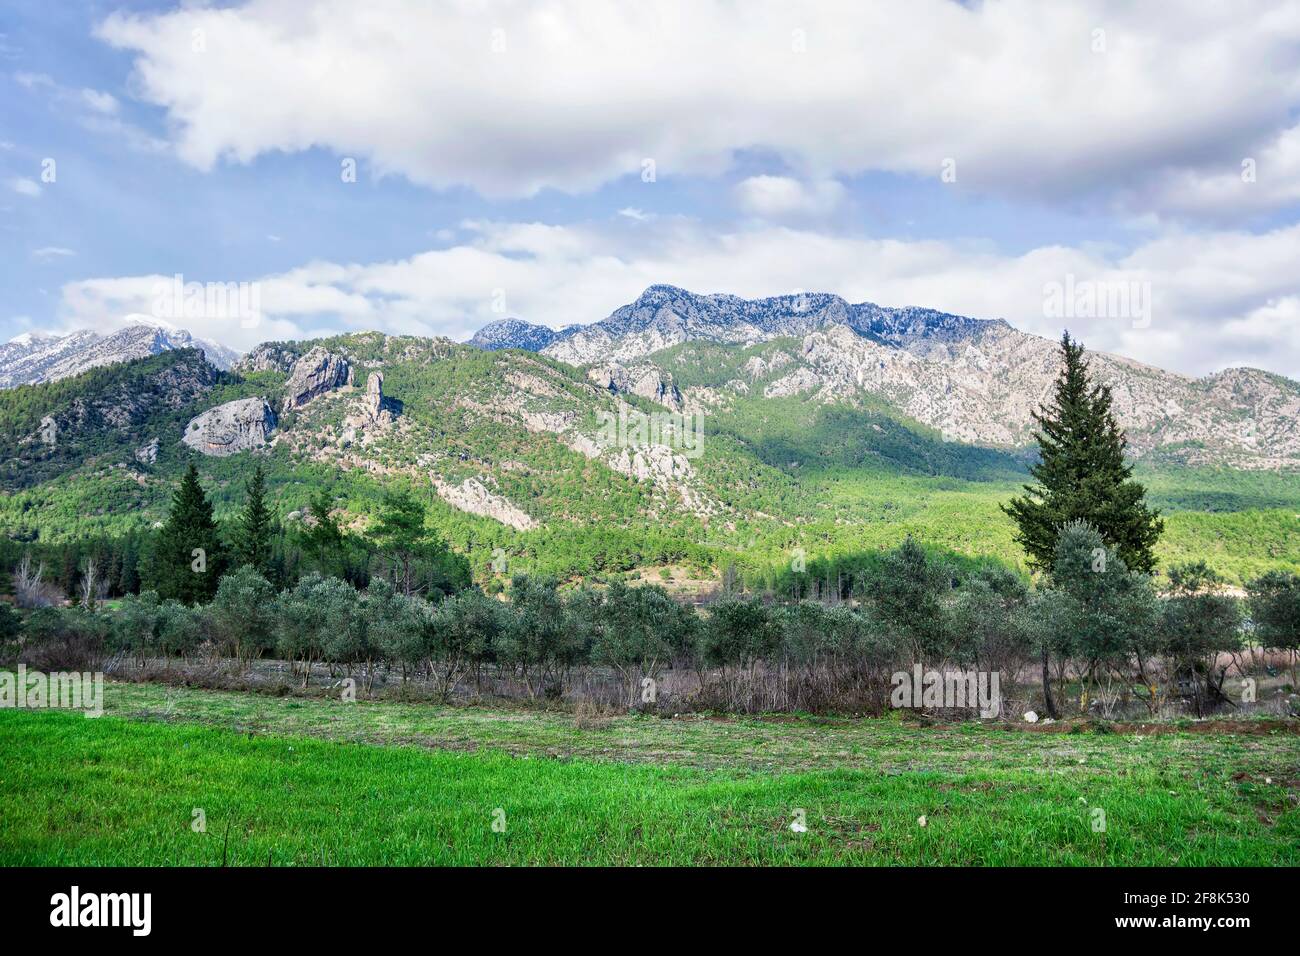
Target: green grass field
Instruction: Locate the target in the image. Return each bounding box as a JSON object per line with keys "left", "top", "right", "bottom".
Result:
{"left": 1, "top": 681, "right": 1296, "bottom": 865}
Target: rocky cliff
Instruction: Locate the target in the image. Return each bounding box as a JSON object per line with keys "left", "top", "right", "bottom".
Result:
{"left": 182, "top": 397, "right": 277, "bottom": 456}
{"left": 282, "top": 347, "right": 352, "bottom": 412}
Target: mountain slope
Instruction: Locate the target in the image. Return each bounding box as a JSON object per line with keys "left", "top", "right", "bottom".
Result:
{"left": 466, "top": 318, "right": 563, "bottom": 352}
{"left": 0, "top": 348, "right": 224, "bottom": 489}
{"left": 526, "top": 286, "right": 1300, "bottom": 470}
{"left": 2, "top": 332, "right": 1297, "bottom": 584}
{"left": 0, "top": 321, "right": 240, "bottom": 388}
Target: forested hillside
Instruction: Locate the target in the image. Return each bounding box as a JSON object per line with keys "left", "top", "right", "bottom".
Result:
{"left": 1, "top": 331, "right": 1298, "bottom": 593}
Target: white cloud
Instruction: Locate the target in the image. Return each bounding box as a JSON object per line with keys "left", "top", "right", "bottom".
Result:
{"left": 15, "top": 70, "right": 161, "bottom": 153}
{"left": 80, "top": 88, "right": 118, "bottom": 115}
{"left": 31, "top": 246, "right": 75, "bottom": 261}
{"left": 57, "top": 274, "right": 313, "bottom": 352}
{"left": 14, "top": 71, "right": 53, "bottom": 90}
{"left": 55, "top": 218, "right": 1300, "bottom": 378}
{"left": 94, "top": 0, "right": 1300, "bottom": 217}
{"left": 8, "top": 177, "right": 40, "bottom": 197}
{"left": 734, "top": 176, "right": 845, "bottom": 219}
{"left": 1133, "top": 124, "right": 1300, "bottom": 221}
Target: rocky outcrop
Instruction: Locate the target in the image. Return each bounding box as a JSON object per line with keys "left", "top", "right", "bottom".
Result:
{"left": 134, "top": 437, "right": 159, "bottom": 465}
{"left": 182, "top": 398, "right": 276, "bottom": 456}
{"left": 360, "top": 371, "right": 397, "bottom": 425}
{"left": 588, "top": 362, "right": 684, "bottom": 410}
{"left": 282, "top": 347, "right": 352, "bottom": 411}
{"left": 607, "top": 443, "right": 693, "bottom": 485}
{"left": 763, "top": 367, "right": 821, "bottom": 399}
{"left": 432, "top": 476, "right": 536, "bottom": 530}
{"left": 340, "top": 372, "right": 399, "bottom": 446}
{"left": 235, "top": 342, "right": 299, "bottom": 374}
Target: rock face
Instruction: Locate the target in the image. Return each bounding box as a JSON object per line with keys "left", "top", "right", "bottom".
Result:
{"left": 283, "top": 347, "right": 352, "bottom": 411}
{"left": 360, "top": 371, "right": 396, "bottom": 425}
{"left": 182, "top": 398, "right": 276, "bottom": 456}
{"left": 588, "top": 362, "right": 684, "bottom": 410}
{"left": 607, "top": 443, "right": 693, "bottom": 484}
{"left": 432, "top": 476, "right": 536, "bottom": 530}
{"left": 134, "top": 437, "right": 159, "bottom": 465}
{"left": 235, "top": 342, "right": 299, "bottom": 374}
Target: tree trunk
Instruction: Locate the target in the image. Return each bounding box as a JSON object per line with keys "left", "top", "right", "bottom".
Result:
{"left": 1041, "top": 646, "right": 1059, "bottom": 719}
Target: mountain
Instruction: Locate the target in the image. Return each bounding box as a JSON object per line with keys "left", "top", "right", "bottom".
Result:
{"left": 0, "top": 320, "right": 240, "bottom": 388}
{"left": 0, "top": 348, "right": 222, "bottom": 489}
{"left": 4, "top": 289, "right": 1299, "bottom": 585}
{"left": 466, "top": 318, "right": 563, "bottom": 352}
{"left": 520, "top": 285, "right": 1300, "bottom": 470}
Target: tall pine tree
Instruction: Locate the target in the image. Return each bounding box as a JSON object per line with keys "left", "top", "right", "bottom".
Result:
{"left": 146, "top": 463, "right": 225, "bottom": 604}
{"left": 1002, "top": 332, "right": 1163, "bottom": 573}
{"left": 232, "top": 464, "right": 275, "bottom": 577}
{"left": 372, "top": 490, "right": 436, "bottom": 596}
{"left": 300, "top": 489, "right": 344, "bottom": 578}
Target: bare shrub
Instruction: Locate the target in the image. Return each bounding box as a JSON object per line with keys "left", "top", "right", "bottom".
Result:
{"left": 573, "top": 698, "right": 616, "bottom": 730}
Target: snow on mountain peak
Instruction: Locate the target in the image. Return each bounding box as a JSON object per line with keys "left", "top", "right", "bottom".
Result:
{"left": 7, "top": 330, "right": 56, "bottom": 346}
{"left": 121, "top": 313, "right": 181, "bottom": 332}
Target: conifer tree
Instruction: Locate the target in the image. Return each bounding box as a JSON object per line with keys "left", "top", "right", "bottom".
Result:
{"left": 146, "top": 463, "right": 225, "bottom": 604}
{"left": 232, "top": 464, "right": 275, "bottom": 577}
{"left": 300, "top": 489, "right": 344, "bottom": 578}
{"left": 1002, "top": 332, "right": 1163, "bottom": 573}
{"left": 372, "top": 490, "right": 433, "bottom": 596}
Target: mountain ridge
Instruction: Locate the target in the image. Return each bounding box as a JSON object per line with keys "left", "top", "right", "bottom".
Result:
{"left": 0, "top": 321, "right": 240, "bottom": 388}
{"left": 4, "top": 330, "right": 1298, "bottom": 585}
{"left": 5, "top": 286, "right": 1298, "bottom": 474}
{"left": 463, "top": 285, "right": 1299, "bottom": 469}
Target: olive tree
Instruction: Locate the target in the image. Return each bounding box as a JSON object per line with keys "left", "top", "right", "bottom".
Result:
{"left": 209, "top": 565, "right": 278, "bottom": 669}
{"left": 863, "top": 537, "right": 952, "bottom": 664}
{"left": 361, "top": 577, "right": 423, "bottom": 684}
{"left": 1161, "top": 561, "right": 1241, "bottom": 714}
{"left": 1247, "top": 570, "right": 1300, "bottom": 684}
{"left": 430, "top": 588, "right": 508, "bottom": 699}
{"left": 592, "top": 580, "right": 688, "bottom": 707}
{"left": 1036, "top": 521, "right": 1160, "bottom": 717}
{"left": 434, "top": 588, "right": 507, "bottom": 693}
{"left": 949, "top": 565, "right": 1032, "bottom": 677}
{"left": 499, "top": 575, "right": 576, "bottom": 697}
{"left": 157, "top": 599, "right": 203, "bottom": 660}
{"left": 277, "top": 572, "right": 359, "bottom": 687}
{"left": 111, "top": 591, "right": 161, "bottom": 667}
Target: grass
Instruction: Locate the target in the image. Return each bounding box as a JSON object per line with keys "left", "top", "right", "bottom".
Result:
{"left": 1, "top": 680, "right": 1297, "bottom": 866}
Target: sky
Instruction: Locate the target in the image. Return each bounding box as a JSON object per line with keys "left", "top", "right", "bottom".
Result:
{"left": 3, "top": 0, "right": 1300, "bottom": 378}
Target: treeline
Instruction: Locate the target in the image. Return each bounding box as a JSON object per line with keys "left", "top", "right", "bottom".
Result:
{"left": 7, "top": 522, "right": 1298, "bottom": 716}
{"left": 1, "top": 463, "right": 471, "bottom": 607}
